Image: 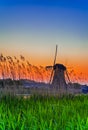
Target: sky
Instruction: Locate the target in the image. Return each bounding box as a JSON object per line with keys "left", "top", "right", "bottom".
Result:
{"left": 0, "top": 0, "right": 88, "bottom": 84}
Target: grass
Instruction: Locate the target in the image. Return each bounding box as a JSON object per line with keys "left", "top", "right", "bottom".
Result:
{"left": 0, "top": 94, "right": 88, "bottom": 130}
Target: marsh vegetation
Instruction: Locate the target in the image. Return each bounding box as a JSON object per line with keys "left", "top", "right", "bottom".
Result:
{"left": 0, "top": 95, "right": 88, "bottom": 130}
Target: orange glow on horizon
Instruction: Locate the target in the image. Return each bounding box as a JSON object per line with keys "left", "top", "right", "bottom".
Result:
{"left": 0, "top": 54, "right": 88, "bottom": 85}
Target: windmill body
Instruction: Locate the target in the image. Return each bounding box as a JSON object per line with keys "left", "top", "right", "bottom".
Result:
{"left": 46, "top": 45, "right": 70, "bottom": 91}
{"left": 52, "top": 63, "right": 67, "bottom": 90}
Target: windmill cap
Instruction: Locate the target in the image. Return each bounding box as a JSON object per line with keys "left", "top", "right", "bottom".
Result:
{"left": 53, "top": 64, "right": 66, "bottom": 70}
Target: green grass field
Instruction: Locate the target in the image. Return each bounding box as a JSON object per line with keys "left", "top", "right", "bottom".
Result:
{"left": 0, "top": 94, "right": 88, "bottom": 130}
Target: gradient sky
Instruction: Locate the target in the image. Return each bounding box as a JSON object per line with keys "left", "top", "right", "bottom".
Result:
{"left": 0, "top": 0, "right": 88, "bottom": 83}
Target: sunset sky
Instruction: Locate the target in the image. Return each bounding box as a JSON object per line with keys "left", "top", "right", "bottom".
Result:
{"left": 0, "top": 0, "right": 88, "bottom": 84}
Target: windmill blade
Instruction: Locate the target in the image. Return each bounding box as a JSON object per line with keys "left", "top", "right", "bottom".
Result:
{"left": 53, "top": 44, "right": 58, "bottom": 66}
{"left": 65, "top": 70, "right": 71, "bottom": 83}
{"left": 49, "top": 68, "right": 54, "bottom": 84}
{"left": 49, "top": 45, "right": 58, "bottom": 84}
{"left": 45, "top": 66, "right": 53, "bottom": 69}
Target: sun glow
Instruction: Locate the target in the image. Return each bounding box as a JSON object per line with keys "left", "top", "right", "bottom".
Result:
{"left": 0, "top": 54, "right": 88, "bottom": 85}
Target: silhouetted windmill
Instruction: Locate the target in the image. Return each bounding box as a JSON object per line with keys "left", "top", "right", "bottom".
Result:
{"left": 46, "top": 45, "right": 71, "bottom": 90}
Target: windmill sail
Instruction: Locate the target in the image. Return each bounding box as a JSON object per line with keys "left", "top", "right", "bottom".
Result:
{"left": 65, "top": 70, "right": 71, "bottom": 83}
{"left": 49, "top": 45, "right": 58, "bottom": 84}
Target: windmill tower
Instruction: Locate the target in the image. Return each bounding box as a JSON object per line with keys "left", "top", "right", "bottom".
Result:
{"left": 46, "top": 45, "right": 70, "bottom": 90}
{"left": 52, "top": 64, "right": 67, "bottom": 89}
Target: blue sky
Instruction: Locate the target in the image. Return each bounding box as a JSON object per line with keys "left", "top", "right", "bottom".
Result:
{"left": 0, "top": 0, "right": 88, "bottom": 68}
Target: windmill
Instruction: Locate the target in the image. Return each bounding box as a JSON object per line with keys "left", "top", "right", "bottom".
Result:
{"left": 46, "top": 45, "right": 71, "bottom": 90}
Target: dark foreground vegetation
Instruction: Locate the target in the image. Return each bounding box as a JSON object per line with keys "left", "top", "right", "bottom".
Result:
{"left": 0, "top": 94, "right": 88, "bottom": 130}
